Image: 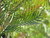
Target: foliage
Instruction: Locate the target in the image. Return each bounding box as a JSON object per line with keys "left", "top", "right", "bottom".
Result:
{"left": 0, "top": 0, "right": 50, "bottom": 38}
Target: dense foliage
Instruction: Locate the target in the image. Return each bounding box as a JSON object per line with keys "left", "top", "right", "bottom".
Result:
{"left": 0, "top": 0, "right": 50, "bottom": 38}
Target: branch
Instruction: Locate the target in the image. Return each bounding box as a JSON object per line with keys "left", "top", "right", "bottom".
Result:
{"left": 0, "top": 13, "right": 14, "bottom": 34}
{"left": 0, "top": 0, "right": 42, "bottom": 34}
